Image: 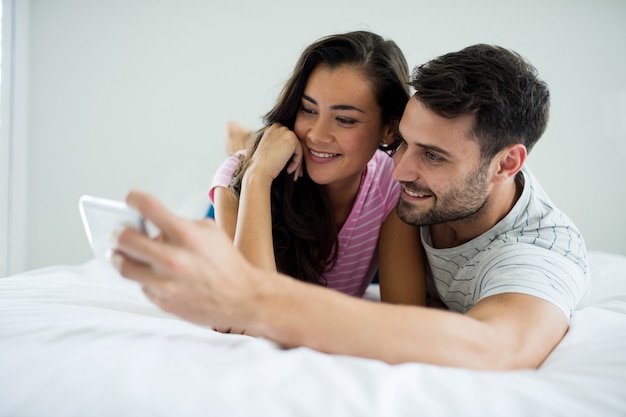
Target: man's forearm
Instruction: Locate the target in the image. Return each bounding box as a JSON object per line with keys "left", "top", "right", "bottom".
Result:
{"left": 248, "top": 274, "right": 494, "bottom": 367}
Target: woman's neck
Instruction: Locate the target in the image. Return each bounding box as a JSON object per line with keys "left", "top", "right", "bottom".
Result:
{"left": 323, "top": 172, "right": 364, "bottom": 230}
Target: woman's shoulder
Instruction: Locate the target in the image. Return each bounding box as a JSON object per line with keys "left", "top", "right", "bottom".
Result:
{"left": 209, "top": 151, "right": 247, "bottom": 201}
{"left": 217, "top": 151, "right": 247, "bottom": 176}
{"left": 365, "top": 149, "right": 396, "bottom": 183}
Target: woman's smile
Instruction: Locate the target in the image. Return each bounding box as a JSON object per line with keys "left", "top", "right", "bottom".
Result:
{"left": 307, "top": 148, "right": 341, "bottom": 164}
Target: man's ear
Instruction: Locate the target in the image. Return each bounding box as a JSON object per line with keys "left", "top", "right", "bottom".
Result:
{"left": 493, "top": 143, "right": 527, "bottom": 184}
{"left": 381, "top": 119, "right": 400, "bottom": 145}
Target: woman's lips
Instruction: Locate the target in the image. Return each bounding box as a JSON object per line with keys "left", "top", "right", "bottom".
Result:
{"left": 308, "top": 149, "right": 340, "bottom": 163}
{"left": 310, "top": 149, "right": 339, "bottom": 158}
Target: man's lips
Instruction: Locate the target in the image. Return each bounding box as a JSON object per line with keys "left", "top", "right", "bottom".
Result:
{"left": 402, "top": 187, "right": 432, "bottom": 198}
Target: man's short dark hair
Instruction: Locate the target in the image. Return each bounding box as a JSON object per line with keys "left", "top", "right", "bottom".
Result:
{"left": 410, "top": 44, "right": 550, "bottom": 160}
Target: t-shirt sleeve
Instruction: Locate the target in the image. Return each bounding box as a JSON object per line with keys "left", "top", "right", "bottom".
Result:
{"left": 475, "top": 243, "right": 590, "bottom": 319}
{"left": 208, "top": 151, "right": 246, "bottom": 203}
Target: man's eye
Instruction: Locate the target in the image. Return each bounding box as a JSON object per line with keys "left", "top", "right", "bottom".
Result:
{"left": 425, "top": 151, "right": 441, "bottom": 161}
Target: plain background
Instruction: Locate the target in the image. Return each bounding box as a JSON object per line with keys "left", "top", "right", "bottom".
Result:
{"left": 2, "top": 0, "right": 625, "bottom": 275}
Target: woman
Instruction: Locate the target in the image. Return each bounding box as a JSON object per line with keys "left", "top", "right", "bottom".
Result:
{"left": 211, "top": 31, "right": 425, "bottom": 306}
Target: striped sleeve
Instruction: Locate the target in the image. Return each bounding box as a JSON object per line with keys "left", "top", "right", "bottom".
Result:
{"left": 208, "top": 151, "right": 245, "bottom": 203}
{"left": 475, "top": 243, "right": 589, "bottom": 319}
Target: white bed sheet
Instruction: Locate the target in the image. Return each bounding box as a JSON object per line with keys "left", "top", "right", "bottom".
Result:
{"left": 1, "top": 251, "right": 625, "bottom": 417}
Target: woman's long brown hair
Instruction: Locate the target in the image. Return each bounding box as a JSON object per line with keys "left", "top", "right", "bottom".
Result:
{"left": 230, "top": 31, "right": 410, "bottom": 285}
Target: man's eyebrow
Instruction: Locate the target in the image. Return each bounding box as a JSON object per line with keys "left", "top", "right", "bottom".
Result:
{"left": 417, "top": 143, "right": 453, "bottom": 158}
{"left": 302, "top": 94, "right": 365, "bottom": 113}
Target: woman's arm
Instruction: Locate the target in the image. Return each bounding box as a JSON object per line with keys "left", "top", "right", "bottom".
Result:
{"left": 377, "top": 209, "right": 427, "bottom": 305}
{"left": 212, "top": 186, "right": 239, "bottom": 240}
{"left": 212, "top": 164, "right": 276, "bottom": 271}
{"left": 232, "top": 170, "right": 277, "bottom": 271}
{"left": 215, "top": 123, "right": 303, "bottom": 272}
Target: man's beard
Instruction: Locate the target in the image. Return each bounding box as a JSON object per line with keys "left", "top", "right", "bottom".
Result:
{"left": 396, "top": 163, "right": 491, "bottom": 227}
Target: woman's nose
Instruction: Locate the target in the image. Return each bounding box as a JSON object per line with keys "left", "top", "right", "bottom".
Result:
{"left": 307, "top": 118, "right": 333, "bottom": 145}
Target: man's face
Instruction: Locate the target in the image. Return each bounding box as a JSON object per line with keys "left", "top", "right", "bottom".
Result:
{"left": 392, "top": 96, "right": 493, "bottom": 227}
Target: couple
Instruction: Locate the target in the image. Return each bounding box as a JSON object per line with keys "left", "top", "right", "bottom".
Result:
{"left": 111, "top": 31, "right": 589, "bottom": 370}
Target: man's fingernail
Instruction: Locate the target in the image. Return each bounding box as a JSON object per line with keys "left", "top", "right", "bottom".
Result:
{"left": 109, "top": 226, "right": 123, "bottom": 247}
{"left": 109, "top": 251, "right": 122, "bottom": 269}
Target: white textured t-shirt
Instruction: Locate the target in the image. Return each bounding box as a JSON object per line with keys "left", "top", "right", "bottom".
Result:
{"left": 422, "top": 166, "right": 589, "bottom": 319}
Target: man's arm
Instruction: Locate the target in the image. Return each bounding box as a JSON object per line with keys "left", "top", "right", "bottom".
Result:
{"left": 113, "top": 191, "right": 568, "bottom": 370}
{"left": 251, "top": 278, "right": 567, "bottom": 369}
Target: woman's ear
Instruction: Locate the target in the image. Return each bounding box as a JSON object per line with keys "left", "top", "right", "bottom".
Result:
{"left": 381, "top": 119, "right": 400, "bottom": 145}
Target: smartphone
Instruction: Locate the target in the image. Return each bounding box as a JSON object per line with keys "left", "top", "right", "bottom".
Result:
{"left": 78, "top": 195, "right": 147, "bottom": 263}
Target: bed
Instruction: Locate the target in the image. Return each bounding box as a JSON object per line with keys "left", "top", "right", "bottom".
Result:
{"left": 1, "top": 250, "right": 625, "bottom": 417}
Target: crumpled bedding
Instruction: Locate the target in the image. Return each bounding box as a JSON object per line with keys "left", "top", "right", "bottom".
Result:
{"left": 1, "top": 251, "right": 625, "bottom": 417}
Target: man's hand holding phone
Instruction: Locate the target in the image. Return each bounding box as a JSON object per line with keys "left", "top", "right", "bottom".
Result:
{"left": 79, "top": 195, "right": 148, "bottom": 264}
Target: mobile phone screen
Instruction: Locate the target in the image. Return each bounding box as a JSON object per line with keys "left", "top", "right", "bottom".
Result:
{"left": 79, "top": 195, "right": 147, "bottom": 263}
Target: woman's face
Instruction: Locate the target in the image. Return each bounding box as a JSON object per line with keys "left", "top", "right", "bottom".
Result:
{"left": 294, "top": 64, "right": 390, "bottom": 192}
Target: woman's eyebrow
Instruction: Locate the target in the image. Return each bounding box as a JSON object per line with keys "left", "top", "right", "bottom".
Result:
{"left": 302, "top": 94, "right": 365, "bottom": 113}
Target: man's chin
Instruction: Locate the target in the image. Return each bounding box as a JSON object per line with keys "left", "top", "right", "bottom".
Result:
{"left": 396, "top": 203, "right": 424, "bottom": 227}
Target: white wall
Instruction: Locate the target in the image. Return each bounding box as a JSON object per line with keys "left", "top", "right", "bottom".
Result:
{"left": 11, "top": 0, "right": 626, "bottom": 273}
{"left": 1, "top": 0, "right": 29, "bottom": 277}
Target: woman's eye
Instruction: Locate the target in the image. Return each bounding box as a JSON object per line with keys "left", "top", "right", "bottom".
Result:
{"left": 337, "top": 117, "right": 357, "bottom": 125}
{"left": 300, "top": 105, "right": 315, "bottom": 115}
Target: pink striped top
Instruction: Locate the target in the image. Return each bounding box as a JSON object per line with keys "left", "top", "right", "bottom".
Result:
{"left": 209, "top": 149, "right": 400, "bottom": 297}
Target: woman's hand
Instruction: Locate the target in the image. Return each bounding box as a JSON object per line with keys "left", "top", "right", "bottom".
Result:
{"left": 248, "top": 123, "right": 304, "bottom": 181}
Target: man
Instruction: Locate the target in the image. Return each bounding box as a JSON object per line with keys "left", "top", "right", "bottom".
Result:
{"left": 112, "top": 44, "right": 589, "bottom": 370}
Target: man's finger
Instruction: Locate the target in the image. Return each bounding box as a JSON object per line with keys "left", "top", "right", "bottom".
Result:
{"left": 125, "top": 190, "right": 189, "bottom": 241}
{"left": 110, "top": 250, "right": 162, "bottom": 287}
{"left": 112, "top": 224, "right": 187, "bottom": 277}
